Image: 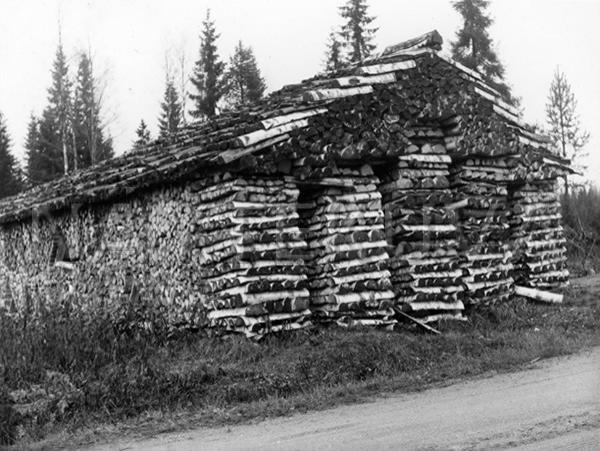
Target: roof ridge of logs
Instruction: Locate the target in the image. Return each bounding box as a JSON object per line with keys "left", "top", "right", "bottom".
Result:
{"left": 0, "top": 30, "right": 571, "bottom": 225}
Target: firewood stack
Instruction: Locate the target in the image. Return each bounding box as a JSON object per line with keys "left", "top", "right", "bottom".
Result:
{"left": 445, "top": 116, "right": 517, "bottom": 306}
{"left": 193, "top": 173, "right": 312, "bottom": 338}
{"left": 380, "top": 134, "right": 465, "bottom": 322}
{"left": 298, "top": 165, "right": 396, "bottom": 328}
{"left": 509, "top": 153, "right": 570, "bottom": 290}
{"left": 0, "top": 30, "right": 576, "bottom": 337}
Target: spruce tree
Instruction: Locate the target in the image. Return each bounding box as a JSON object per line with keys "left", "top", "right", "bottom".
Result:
{"left": 34, "top": 109, "right": 65, "bottom": 183}
{"left": 158, "top": 77, "right": 182, "bottom": 139}
{"left": 46, "top": 41, "right": 73, "bottom": 174}
{"left": 133, "top": 120, "right": 152, "bottom": 149}
{"left": 0, "top": 112, "right": 22, "bottom": 199}
{"left": 222, "top": 41, "right": 266, "bottom": 109}
{"left": 25, "top": 114, "right": 49, "bottom": 186}
{"left": 324, "top": 32, "right": 344, "bottom": 72}
{"left": 72, "top": 53, "right": 114, "bottom": 168}
{"left": 24, "top": 114, "right": 42, "bottom": 186}
{"left": 339, "top": 0, "right": 377, "bottom": 63}
{"left": 450, "top": 0, "right": 512, "bottom": 101}
{"left": 189, "top": 10, "right": 225, "bottom": 120}
{"left": 26, "top": 41, "right": 74, "bottom": 185}
{"left": 546, "top": 68, "right": 590, "bottom": 194}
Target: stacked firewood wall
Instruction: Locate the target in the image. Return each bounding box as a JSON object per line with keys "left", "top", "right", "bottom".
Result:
{"left": 444, "top": 115, "right": 516, "bottom": 305}
{"left": 379, "top": 133, "right": 465, "bottom": 322}
{"left": 509, "top": 154, "right": 569, "bottom": 289}
{"left": 194, "top": 173, "right": 312, "bottom": 338}
{"left": 298, "top": 165, "right": 396, "bottom": 328}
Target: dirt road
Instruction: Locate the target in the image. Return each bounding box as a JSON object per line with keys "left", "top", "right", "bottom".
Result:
{"left": 96, "top": 348, "right": 600, "bottom": 450}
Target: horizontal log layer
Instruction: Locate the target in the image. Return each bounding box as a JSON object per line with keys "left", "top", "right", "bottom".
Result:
{"left": 405, "top": 300, "right": 464, "bottom": 311}
{"left": 396, "top": 293, "right": 460, "bottom": 304}
{"left": 311, "top": 290, "right": 396, "bottom": 305}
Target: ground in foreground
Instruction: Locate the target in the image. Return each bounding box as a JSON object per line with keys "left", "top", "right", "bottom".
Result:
{"left": 91, "top": 346, "right": 600, "bottom": 450}
{"left": 15, "top": 276, "right": 600, "bottom": 449}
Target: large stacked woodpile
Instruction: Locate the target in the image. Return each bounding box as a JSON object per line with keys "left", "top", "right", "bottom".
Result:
{"left": 0, "top": 31, "right": 574, "bottom": 338}
{"left": 380, "top": 132, "right": 464, "bottom": 322}
{"left": 0, "top": 184, "right": 206, "bottom": 329}
{"left": 298, "top": 165, "right": 395, "bottom": 327}
{"left": 194, "top": 173, "right": 312, "bottom": 338}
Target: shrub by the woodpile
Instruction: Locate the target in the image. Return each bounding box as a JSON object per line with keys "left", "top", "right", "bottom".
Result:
{"left": 0, "top": 385, "right": 19, "bottom": 446}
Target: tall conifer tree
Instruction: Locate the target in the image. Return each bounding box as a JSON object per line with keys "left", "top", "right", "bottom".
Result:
{"left": 73, "top": 52, "right": 114, "bottom": 168}
{"left": 339, "top": 0, "right": 377, "bottom": 63}
{"left": 158, "top": 77, "right": 182, "bottom": 139}
{"left": 324, "top": 32, "right": 344, "bottom": 72}
{"left": 451, "top": 0, "right": 512, "bottom": 101}
{"left": 26, "top": 41, "right": 73, "bottom": 185}
{"left": 133, "top": 120, "right": 152, "bottom": 149}
{"left": 222, "top": 41, "right": 266, "bottom": 109}
{"left": 24, "top": 114, "right": 43, "bottom": 186}
{"left": 189, "top": 10, "right": 225, "bottom": 120}
{"left": 46, "top": 40, "right": 73, "bottom": 174}
{"left": 0, "top": 112, "right": 22, "bottom": 199}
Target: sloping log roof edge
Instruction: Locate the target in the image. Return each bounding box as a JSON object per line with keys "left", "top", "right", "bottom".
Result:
{"left": 0, "top": 30, "right": 571, "bottom": 225}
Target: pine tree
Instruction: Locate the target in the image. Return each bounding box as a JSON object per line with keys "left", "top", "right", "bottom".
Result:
{"left": 450, "top": 0, "right": 512, "bottom": 101}
{"left": 0, "top": 112, "right": 22, "bottom": 199}
{"left": 133, "top": 120, "right": 152, "bottom": 149}
{"left": 158, "top": 77, "right": 182, "bottom": 139}
{"left": 546, "top": 68, "right": 590, "bottom": 194}
{"left": 73, "top": 52, "right": 114, "bottom": 168}
{"left": 324, "top": 32, "right": 344, "bottom": 72}
{"left": 189, "top": 10, "right": 225, "bottom": 120}
{"left": 222, "top": 41, "right": 266, "bottom": 109}
{"left": 339, "top": 0, "right": 377, "bottom": 63}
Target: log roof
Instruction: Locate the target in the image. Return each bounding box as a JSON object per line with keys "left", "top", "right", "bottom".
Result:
{"left": 0, "top": 30, "right": 571, "bottom": 225}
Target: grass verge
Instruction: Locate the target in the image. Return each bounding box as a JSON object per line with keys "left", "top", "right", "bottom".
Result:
{"left": 5, "top": 279, "right": 600, "bottom": 450}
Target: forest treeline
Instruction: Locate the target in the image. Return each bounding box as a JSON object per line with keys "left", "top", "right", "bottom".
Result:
{"left": 0, "top": 0, "right": 591, "bottom": 201}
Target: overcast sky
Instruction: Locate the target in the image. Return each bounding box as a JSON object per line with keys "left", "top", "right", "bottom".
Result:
{"left": 0, "top": 0, "right": 598, "bottom": 183}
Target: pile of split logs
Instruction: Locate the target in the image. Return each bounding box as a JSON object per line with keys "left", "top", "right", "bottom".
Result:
{"left": 446, "top": 117, "right": 515, "bottom": 305}
{"left": 0, "top": 30, "right": 575, "bottom": 338}
{"left": 510, "top": 158, "right": 569, "bottom": 290}
{"left": 194, "top": 174, "right": 312, "bottom": 338}
{"left": 299, "top": 165, "right": 396, "bottom": 327}
{"left": 380, "top": 133, "right": 465, "bottom": 322}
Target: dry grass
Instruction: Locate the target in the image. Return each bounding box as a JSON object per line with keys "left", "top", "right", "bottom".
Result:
{"left": 5, "top": 278, "right": 599, "bottom": 449}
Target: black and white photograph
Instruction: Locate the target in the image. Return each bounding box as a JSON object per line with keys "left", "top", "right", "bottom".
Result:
{"left": 0, "top": 0, "right": 598, "bottom": 449}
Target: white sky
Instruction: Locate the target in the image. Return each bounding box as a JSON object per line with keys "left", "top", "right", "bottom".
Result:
{"left": 0, "top": 0, "right": 598, "bottom": 184}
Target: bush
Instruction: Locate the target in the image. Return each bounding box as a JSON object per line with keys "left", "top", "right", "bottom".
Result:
{"left": 561, "top": 187, "right": 600, "bottom": 275}
{"left": 0, "top": 289, "right": 172, "bottom": 437}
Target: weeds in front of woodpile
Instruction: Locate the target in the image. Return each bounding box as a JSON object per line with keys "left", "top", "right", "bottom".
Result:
{"left": 2, "top": 293, "right": 600, "bottom": 447}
